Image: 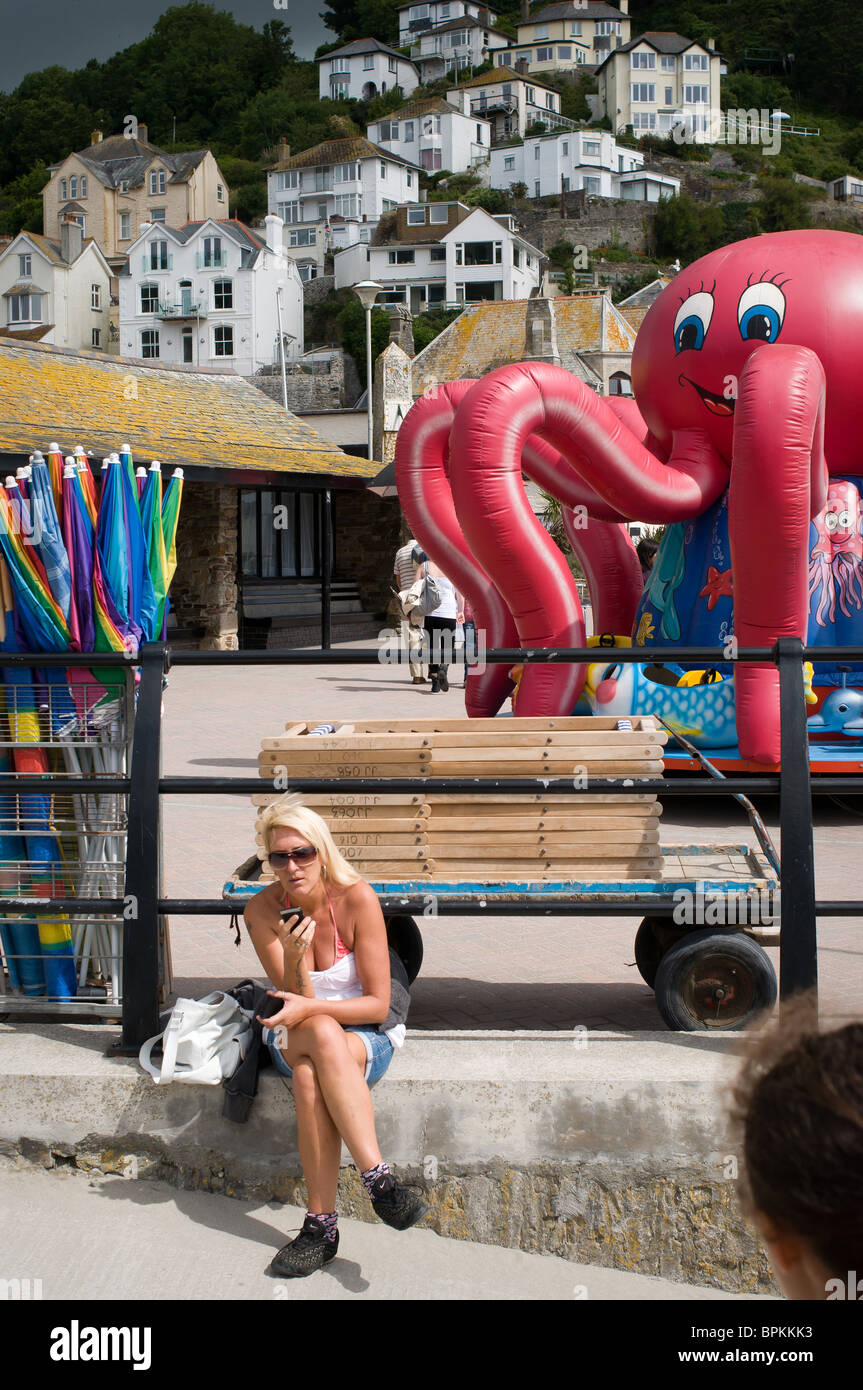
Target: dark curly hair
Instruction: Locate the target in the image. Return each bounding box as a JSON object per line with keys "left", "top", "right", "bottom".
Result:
{"left": 729, "top": 993, "right": 863, "bottom": 1277}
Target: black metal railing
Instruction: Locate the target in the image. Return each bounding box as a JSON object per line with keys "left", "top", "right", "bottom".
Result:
{"left": 2, "top": 638, "right": 862, "bottom": 1047}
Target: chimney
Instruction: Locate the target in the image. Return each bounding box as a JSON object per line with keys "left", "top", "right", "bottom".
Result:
{"left": 60, "top": 214, "right": 83, "bottom": 264}
{"left": 618, "top": 0, "right": 628, "bottom": 12}
{"left": 521, "top": 0, "right": 530, "bottom": 21}
{"left": 138, "top": 122, "right": 148, "bottom": 144}
{"left": 279, "top": 136, "right": 291, "bottom": 162}
{"left": 515, "top": 57, "right": 530, "bottom": 75}
{"left": 264, "top": 213, "right": 283, "bottom": 252}
{"left": 90, "top": 129, "right": 103, "bottom": 145}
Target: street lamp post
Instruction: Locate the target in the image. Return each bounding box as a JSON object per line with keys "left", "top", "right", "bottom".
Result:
{"left": 352, "top": 280, "right": 383, "bottom": 459}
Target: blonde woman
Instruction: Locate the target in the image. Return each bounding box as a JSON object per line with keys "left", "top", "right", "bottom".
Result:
{"left": 244, "top": 796, "right": 426, "bottom": 1278}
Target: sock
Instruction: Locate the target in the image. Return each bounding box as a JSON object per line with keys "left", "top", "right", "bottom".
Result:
{"left": 361, "top": 1161, "right": 391, "bottom": 1195}
{"left": 308, "top": 1210, "right": 338, "bottom": 1243}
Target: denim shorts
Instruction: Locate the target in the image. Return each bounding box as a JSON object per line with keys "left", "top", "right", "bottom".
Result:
{"left": 263, "top": 1023, "right": 394, "bottom": 1089}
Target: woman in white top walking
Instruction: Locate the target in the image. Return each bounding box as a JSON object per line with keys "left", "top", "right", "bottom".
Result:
{"left": 244, "top": 797, "right": 426, "bottom": 1278}
{"left": 417, "top": 556, "right": 464, "bottom": 691}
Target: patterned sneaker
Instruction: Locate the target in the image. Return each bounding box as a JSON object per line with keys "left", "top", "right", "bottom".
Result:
{"left": 267, "top": 1216, "right": 339, "bottom": 1278}
{"left": 369, "top": 1173, "right": 428, "bottom": 1231}
{"left": 438, "top": 670, "right": 449, "bottom": 692}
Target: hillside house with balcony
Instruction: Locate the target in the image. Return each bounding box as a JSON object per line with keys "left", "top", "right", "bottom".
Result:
{"left": 318, "top": 38, "right": 419, "bottom": 101}
{"left": 334, "top": 200, "right": 542, "bottom": 312}
{"left": 410, "top": 15, "right": 511, "bottom": 83}
{"left": 398, "top": 1, "right": 501, "bottom": 46}
{"left": 266, "top": 138, "right": 420, "bottom": 257}
{"left": 492, "top": 128, "right": 679, "bottom": 200}
{"left": 367, "top": 97, "right": 491, "bottom": 175}
{"left": 508, "top": 1, "right": 630, "bottom": 75}
{"left": 446, "top": 67, "right": 563, "bottom": 143}
{"left": 118, "top": 216, "right": 303, "bottom": 374}
{"left": 595, "top": 31, "right": 722, "bottom": 137}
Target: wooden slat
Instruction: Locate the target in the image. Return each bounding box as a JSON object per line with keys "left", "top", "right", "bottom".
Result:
{"left": 428, "top": 761, "right": 665, "bottom": 777}
{"left": 425, "top": 841, "right": 661, "bottom": 859}
{"left": 426, "top": 812, "right": 660, "bottom": 829}
{"left": 423, "top": 860, "right": 663, "bottom": 879}
{"left": 426, "top": 829, "right": 660, "bottom": 847}
{"left": 253, "top": 793, "right": 428, "bottom": 810}
{"left": 264, "top": 730, "right": 665, "bottom": 750}
{"left": 422, "top": 793, "right": 656, "bottom": 808}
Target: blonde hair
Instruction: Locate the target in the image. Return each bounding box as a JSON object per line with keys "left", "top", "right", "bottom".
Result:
{"left": 258, "top": 793, "right": 362, "bottom": 888}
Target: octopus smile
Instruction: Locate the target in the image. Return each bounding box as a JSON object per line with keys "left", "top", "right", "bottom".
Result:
{"left": 681, "top": 376, "right": 736, "bottom": 417}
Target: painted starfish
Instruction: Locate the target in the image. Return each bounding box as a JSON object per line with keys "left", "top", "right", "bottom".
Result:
{"left": 700, "top": 565, "right": 733, "bottom": 611}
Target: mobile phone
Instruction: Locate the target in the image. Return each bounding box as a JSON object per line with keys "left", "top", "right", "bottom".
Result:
{"left": 279, "top": 906, "right": 305, "bottom": 933}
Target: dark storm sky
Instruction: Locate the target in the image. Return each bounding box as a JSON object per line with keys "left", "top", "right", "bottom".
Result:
{"left": 0, "top": 0, "right": 331, "bottom": 93}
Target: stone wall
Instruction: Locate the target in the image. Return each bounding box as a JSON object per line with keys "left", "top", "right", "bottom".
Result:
{"left": 336, "top": 488, "right": 402, "bottom": 616}
{"left": 303, "top": 274, "right": 336, "bottom": 305}
{"left": 249, "top": 348, "right": 360, "bottom": 411}
{"left": 170, "top": 482, "right": 239, "bottom": 650}
{"left": 517, "top": 195, "right": 652, "bottom": 255}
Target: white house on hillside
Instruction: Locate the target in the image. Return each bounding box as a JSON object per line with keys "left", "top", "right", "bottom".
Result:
{"left": 266, "top": 137, "right": 420, "bottom": 238}
{"left": 334, "top": 200, "right": 542, "bottom": 312}
{"left": 397, "top": 1, "right": 501, "bottom": 47}
{"left": 319, "top": 38, "right": 419, "bottom": 101}
{"left": 595, "top": 31, "right": 722, "bottom": 137}
{"left": 509, "top": 1, "right": 630, "bottom": 75}
{"left": 0, "top": 220, "right": 112, "bottom": 351}
{"left": 367, "top": 97, "right": 491, "bottom": 174}
{"left": 492, "top": 129, "right": 679, "bottom": 200}
{"left": 410, "top": 15, "right": 511, "bottom": 83}
{"left": 118, "top": 216, "right": 303, "bottom": 373}
{"left": 446, "top": 67, "right": 564, "bottom": 142}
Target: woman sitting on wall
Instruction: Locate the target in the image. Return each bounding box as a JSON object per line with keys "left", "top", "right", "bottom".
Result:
{"left": 244, "top": 795, "right": 426, "bottom": 1278}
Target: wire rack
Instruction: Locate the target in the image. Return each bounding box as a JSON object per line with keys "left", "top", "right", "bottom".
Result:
{"left": 0, "top": 671, "right": 136, "bottom": 1017}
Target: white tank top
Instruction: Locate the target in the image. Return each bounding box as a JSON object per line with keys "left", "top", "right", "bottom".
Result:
{"left": 300, "top": 893, "right": 405, "bottom": 1048}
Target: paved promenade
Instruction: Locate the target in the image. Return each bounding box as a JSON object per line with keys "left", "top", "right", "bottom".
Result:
{"left": 161, "top": 641, "right": 862, "bottom": 1030}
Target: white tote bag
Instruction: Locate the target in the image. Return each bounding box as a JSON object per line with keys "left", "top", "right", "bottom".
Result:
{"left": 138, "top": 991, "right": 253, "bottom": 1086}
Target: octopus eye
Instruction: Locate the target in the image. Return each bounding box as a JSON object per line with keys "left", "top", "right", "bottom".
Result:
{"left": 839, "top": 509, "right": 852, "bottom": 528}
{"left": 737, "top": 281, "right": 786, "bottom": 343}
{"left": 673, "top": 291, "right": 714, "bottom": 353}
{"left": 825, "top": 512, "right": 839, "bottom": 532}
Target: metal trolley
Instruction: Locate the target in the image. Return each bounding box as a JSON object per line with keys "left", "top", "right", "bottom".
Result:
{"left": 0, "top": 670, "right": 144, "bottom": 1017}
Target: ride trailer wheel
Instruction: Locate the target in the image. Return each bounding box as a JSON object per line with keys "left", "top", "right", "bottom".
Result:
{"left": 634, "top": 917, "right": 669, "bottom": 989}
{"left": 653, "top": 929, "right": 777, "bottom": 1031}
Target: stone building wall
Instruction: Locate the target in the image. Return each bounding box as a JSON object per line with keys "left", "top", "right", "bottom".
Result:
{"left": 336, "top": 489, "right": 402, "bottom": 616}
{"left": 516, "top": 194, "right": 652, "bottom": 255}
{"left": 248, "top": 349, "right": 362, "bottom": 411}
{"left": 169, "top": 482, "right": 239, "bottom": 650}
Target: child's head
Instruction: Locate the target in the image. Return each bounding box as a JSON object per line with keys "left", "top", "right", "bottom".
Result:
{"left": 730, "top": 994, "right": 863, "bottom": 1298}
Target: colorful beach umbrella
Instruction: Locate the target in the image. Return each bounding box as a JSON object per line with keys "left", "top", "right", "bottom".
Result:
{"left": 139, "top": 462, "right": 169, "bottom": 641}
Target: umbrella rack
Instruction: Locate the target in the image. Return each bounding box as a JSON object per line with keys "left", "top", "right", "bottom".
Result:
{"left": 0, "top": 672, "right": 137, "bottom": 1017}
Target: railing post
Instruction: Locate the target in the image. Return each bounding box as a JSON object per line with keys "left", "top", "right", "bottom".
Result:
{"left": 776, "top": 636, "right": 818, "bottom": 1008}
{"left": 321, "top": 488, "right": 332, "bottom": 650}
{"left": 119, "top": 642, "right": 166, "bottom": 1050}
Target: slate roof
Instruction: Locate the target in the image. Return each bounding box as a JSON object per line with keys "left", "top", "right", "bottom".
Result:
{"left": 266, "top": 137, "right": 418, "bottom": 172}
{"left": 49, "top": 135, "right": 209, "bottom": 191}
{"left": 378, "top": 97, "right": 473, "bottom": 121}
{"left": 456, "top": 65, "right": 557, "bottom": 93}
{"left": 603, "top": 31, "right": 717, "bottom": 59}
{"left": 410, "top": 294, "right": 634, "bottom": 396}
{"left": 526, "top": 2, "right": 627, "bottom": 21}
{"left": 0, "top": 325, "right": 53, "bottom": 342}
{"left": 322, "top": 38, "right": 411, "bottom": 61}
{"left": 0, "top": 340, "right": 378, "bottom": 480}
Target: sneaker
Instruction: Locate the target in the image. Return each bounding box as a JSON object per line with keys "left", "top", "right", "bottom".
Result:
{"left": 430, "top": 678, "right": 439, "bottom": 692}
{"left": 369, "top": 1172, "right": 428, "bottom": 1231}
{"left": 267, "top": 1216, "right": 339, "bottom": 1278}
{"left": 438, "top": 670, "right": 449, "bottom": 692}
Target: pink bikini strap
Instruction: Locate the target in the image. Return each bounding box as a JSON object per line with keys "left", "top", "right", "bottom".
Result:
{"left": 327, "top": 889, "right": 351, "bottom": 962}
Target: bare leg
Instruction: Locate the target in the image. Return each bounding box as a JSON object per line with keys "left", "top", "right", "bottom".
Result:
{"left": 284, "top": 1017, "right": 383, "bottom": 1174}
{"left": 292, "top": 1058, "right": 343, "bottom": 1213}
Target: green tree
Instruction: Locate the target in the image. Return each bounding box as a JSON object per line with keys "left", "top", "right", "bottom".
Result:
{"left": 0, "top": 164, "right": 49, "bottom": 235}
{"left": 337, "top": 298, "right": 390, "bottom": 389}
{"left": 321, "top": 0, "right": 400, "bottom": 46}
{"left": 652, "top": 193, "right": 725, "bottom": 264}
{"left": 756, "top": 174, "right": 814, "bottom": 231}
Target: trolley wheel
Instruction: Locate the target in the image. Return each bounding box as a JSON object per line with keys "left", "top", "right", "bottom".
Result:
{"left": 653, "top": 929, "right": 777, "bottom": 1032}
{"left": 633, "top": 917, "right": 669, "bottom": 989}
{"left": 384, "top": 915, "right": 424, "bottom": 985}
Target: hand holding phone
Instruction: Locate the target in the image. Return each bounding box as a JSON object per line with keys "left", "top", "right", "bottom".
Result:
{"left": 277, "top": 905, "right": 315, "bottom": 960}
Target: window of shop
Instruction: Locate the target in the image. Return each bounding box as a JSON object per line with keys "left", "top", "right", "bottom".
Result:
{"left": 240, "top": 489, "right": 335, "bottom": 581}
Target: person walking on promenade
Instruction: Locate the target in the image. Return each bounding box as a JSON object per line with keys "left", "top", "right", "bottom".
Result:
{"left": 417, "top": 556, "right": 463, "bottom": 692}
{"left": 245, "top": 796, "right": 426, "bottom": 1278}
{"left": 393, "top": 536, "right": 424, "bottom": 684}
